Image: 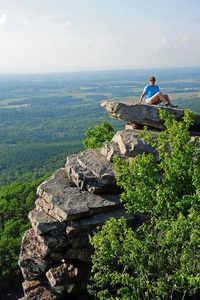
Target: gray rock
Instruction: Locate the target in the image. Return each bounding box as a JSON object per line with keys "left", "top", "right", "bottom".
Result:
{"left": 125, "top": 122, "right": 142, "bottom": 130}
{"left": 19, "top": 228, "right": 67, "bottom": 280}
{"left": 77, "top": 149, "right": 114, "bottom": 178}
{"left": 28, "top": 209, "right": 67, "bottom": 257}
{"left": 22, "top": 280, "right": 56, "bottom": 300}
{"left": 37, "top": 168, "right": 75, "bottom": 203}
{"left": 28, "top": 209, "right": 66, "bottom": 236}
{"left": 66, "top": 154, "right": 99, "bottom": 192}
{"left": 36, "top": 232, "right": 67, "bottom": 254}
{"left": 100, "top": 141, "right": 121, "bottom": 161}
{"left": 37, "top": 167, "right": 121, "bottom": 221}
{"left": 101, "top": 101, "right": 200, "bottom": 131}
{"left": 35, "top": 197, "right": 54, "bottom": 217}
{"left": 46, "top": 262, "right": 90, "bottom": 295}
{"left": 19, "top": 125, "right": 153, "bottom": 300}
{"left": 46, "top": 263, "right": 78, "bottom": 286}
{"left": 19, "top": 229, "right": 48, "bottom": 280}
{"left": 112, "top": 130, "right": 156, "bottom": 157}
{"left": 66, "top": 150, "right": 118, "bottom": 193}
{"left": 69, "top": 208, "right": 137, "bottom": 231}
{"left": 65, "top": 209, "right": 138, "bottom": 249}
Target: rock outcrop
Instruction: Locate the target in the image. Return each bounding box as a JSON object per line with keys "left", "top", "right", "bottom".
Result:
{"left": 19, "top": 134, "right": 149, "bottom": 299}
{"left": 101, "top": 101, "right": 200, "bottom": 133}
{"left": 19, "top": 102, "right": 199, "bottom": 299}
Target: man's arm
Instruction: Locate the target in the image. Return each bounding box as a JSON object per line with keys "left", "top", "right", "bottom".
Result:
{"left": 137, "top": 91, "right": 145, "bottom": 104}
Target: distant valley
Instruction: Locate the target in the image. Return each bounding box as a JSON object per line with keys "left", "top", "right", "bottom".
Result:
{"left": 0, "top": 67, "right": 200, "bottom": 185}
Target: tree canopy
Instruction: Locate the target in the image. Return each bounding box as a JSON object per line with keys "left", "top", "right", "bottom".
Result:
{"left": 82, "top": 121, "right": 116, "bottom": 149}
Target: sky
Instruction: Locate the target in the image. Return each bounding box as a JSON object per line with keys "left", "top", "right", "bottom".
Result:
{"left": 0, "top": 0, "right": 200, "bottom": 73}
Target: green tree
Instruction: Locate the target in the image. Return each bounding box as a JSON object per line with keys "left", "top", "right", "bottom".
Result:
{"left": 82, "top": 121, "right": 116, "bottom": 149}
{"left": 89, "top": 110, "right": 200, "bottom": 300}
{"left": 0, "top": 176, "right": 46, "bottom": 295}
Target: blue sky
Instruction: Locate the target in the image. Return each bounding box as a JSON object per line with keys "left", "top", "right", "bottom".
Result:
{"left": 0, "top": 0, "right": 199, "bottom": 73}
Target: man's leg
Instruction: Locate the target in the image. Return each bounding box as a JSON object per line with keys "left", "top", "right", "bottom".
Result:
{"left": 149, "top": 92, "right": 167, "bottom": 105}
{"left": 149, "top": 92, "right": 176, "bottom": 107}
{"left": 163, "top": 94, "right": 172, "bottom": 106}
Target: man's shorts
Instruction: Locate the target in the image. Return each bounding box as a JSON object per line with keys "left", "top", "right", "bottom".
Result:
{"left": 145, "top": 97, "right": 152, "bottom": 103}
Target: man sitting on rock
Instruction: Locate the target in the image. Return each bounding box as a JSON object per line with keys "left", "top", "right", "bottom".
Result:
{"left": 138, "top": 76, "right": 177, "bottom": 107}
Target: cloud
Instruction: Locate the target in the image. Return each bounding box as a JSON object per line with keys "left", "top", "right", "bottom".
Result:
{"left": 152, "top": 36, "right": 168, "bottom": 54}
{"left": 40, "top": 15, "right": 61, "bottom": 22}
{"left": 63, "top": 21, "right": 72, "bottom": 27}
{"left": 83, "top": 41, "right": 92, "bottom": 48}
{"left": 174, "top": 35, "right": 189, "bottom": 48}
{"left": 0, "top": 14, "right": 28, "bottom": 33}
{"left": 0, "top": 14, "right": 7, "bottom": 29}
{"left": 19, "top": 20, "right": 29, "bottom": 27}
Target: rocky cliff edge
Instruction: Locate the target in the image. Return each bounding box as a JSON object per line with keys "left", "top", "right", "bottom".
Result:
{"left": 18, "top": 102, "right": 200, "bottom": 300}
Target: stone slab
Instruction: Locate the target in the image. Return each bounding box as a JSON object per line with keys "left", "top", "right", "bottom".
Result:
{"left": 37, "top": 167, "right": 121, "bottom": 222}
{"left": 28, "top": 209, "right": 66, "bottom": 236}
{"left": 101, "top": 101, "right": 200, "bottom": 131}
{"left": 76, "top": 149, "right": 114, "bottom": 179}
{"left": 66, "top": 155, "right": 101, "bottom": 193}
{"left": 66, "top": 151, "right": 118, "bottom": 193}
{"left": 69, "top": 208, "right": 137, "bottom": 231}
{"left": 112, "top": 129, "right": 156, "bottom": 157}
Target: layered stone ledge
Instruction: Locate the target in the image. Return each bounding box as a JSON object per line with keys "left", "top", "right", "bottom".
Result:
{"left": 19, "top": 100, "right": 199, "bottom": 299}
{"left": 101, "top": 101, "right": 200, "bottom": 132}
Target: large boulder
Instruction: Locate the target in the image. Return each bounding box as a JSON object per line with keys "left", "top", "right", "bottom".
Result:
{"left": 112, "top": 130, "right": 156, "bottom": 157}
{"left": 65, "top": 150, "right": 118, "bottom": 194}
{"left": 101, "top": 101, "right": 200, "bottom": 132}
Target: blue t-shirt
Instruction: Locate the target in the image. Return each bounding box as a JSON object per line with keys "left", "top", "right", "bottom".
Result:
{"left": 143, "top": 84, "right": 159, "bottom": 98}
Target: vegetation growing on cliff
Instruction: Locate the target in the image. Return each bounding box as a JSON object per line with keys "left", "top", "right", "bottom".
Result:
{"left": 83, "top": 121, "right": 116, "bottom": 149}
{"left": 89, "top": 110, "right": 200, "bottom": 299}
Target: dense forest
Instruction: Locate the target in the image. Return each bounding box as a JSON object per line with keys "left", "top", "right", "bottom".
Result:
{"left": 0, "top": 67, "right": 200, "bottom": 298}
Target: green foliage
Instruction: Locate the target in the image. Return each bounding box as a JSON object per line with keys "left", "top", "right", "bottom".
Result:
{"left": 0, "top": 219, "right": 29, "bottom": 285}
{"left": 89, "top": 110, "right": 200, "bottom": 299}
{"left": 82, "top": 121, "right": 116, "bottom": 149}
{"left": 0, "top": 176, "right": 46, "bottom": 294}
{"left": 114, "top": 110, "right": 200, "bottom": 218}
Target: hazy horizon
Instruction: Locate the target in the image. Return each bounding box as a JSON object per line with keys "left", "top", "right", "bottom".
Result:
{"left": 0, "top": 65, "right": 200, "bottom": 77}
{"left": 0, "top": 0, "right": 200, "bottom": 74}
